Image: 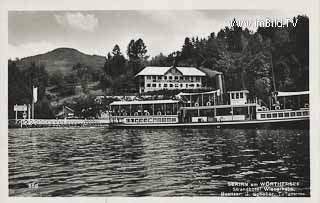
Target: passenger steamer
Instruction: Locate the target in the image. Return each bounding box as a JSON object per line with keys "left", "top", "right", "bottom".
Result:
{"left": 108, "top": 89, "right": 309, "bottom": 128}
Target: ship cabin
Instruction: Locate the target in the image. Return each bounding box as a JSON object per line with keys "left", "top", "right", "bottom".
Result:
{"left": 256, "top": 91, "right": 309, "bottom": 120}
{"left": 109, "top": 99, "right": 180, "bottom": 124}
{"left": 179, "top": 89, "right": 258, "bottom": 123}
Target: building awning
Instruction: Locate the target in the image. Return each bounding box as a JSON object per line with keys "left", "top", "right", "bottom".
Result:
{"left": 110, "top": 99, "right": 179, "bottom": 106}
{"left": 177, "top": 90, "right": 221, "bottom": 96}
{"left": 276, "top": 91, "right": 309, "bottom": 97}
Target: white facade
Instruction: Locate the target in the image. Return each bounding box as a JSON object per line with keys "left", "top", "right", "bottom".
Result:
{"left": 136, "top": 66, "right": 206, "bottom": 93}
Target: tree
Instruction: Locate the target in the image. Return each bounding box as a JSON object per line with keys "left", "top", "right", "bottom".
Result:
{"left": 127, "top": 38, "right": 148, "bottom": 74}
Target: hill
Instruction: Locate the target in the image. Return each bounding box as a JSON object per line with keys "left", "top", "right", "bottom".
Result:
{"left": 16, "top": 48, "right": 106, "bottom": 75}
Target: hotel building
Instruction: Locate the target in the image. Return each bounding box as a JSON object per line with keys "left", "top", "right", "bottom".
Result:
{"left": 135, "top": 66, "right": 206, "bottom": 93}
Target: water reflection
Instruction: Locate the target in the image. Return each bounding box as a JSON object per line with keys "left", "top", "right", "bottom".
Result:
{"left": 9, "top": 127, "right": 309, "bottom": 196}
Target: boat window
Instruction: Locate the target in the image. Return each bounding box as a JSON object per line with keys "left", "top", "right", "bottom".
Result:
{"left": 144, "top": 118, "right": 148, "bottom": 122}
{"left": 278, "top": 113, "right": 284, "bottom": 117}
{"left": 272, "top": 113, "right": 277, "bottom": 118}
{"left": 162, "top": 118, "right": 166, "bottom": 122}
{"left": 172, "top": 118, "right": 176, "bottom": 122}
{"left": 148, "top": 118, "right": 153, "bottom": 122}
{"left": 186, "top": 84, "right": 188, "bottom": 88}
{"left": 164, "top": 84, "right": 168, "bottom": 87}
{"left": 197, "top": 84, "right": 200, "bottom": 87}
{"left": 167, "top": 118, "right": 172, "bottom": 122}
{"left": 261, "top": 114, "right": 266, "bottom": 118}
{"left": 267, "top": 114, "right": 271, "bottom": 118}
{"left": 180, "top": 84, "right": 183, "bottom": 87}
{"left": 152, "top": 84, "right": 157, "bottom": 87}
{"left": 231, "top": 93, "right": 235, "bottom": 99}
{"left": 159, "top": 84, "right": 161, "bottom": 87}
{"left": 284, "top": 113, "right": 289, "bottom": 117}
{"left": 170, "top": 84, "right": 173, "bottom": 87}
{"left": 135, "top": 119, "right": 139, "bottom": 123}
{"left": 297, "top": 112, "right": 302, "bottom": 116}
{"left": 290, "top": 112, "right": 296, "bottom": 117}
{"left": 240, "top": 92, "right": 243, "bottom": 98}
{"left": 236, "top": 93, "right": 240, "bottom": 99}
{"left": 303, "top": 111, "right": 308, "bottom": 116}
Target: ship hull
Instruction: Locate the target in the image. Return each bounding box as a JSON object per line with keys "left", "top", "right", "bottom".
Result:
{"left": 109, "top": 117, "right": 309, "bottom": 129}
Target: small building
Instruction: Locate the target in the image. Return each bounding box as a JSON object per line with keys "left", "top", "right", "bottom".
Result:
{"left": 55, "top": 106, "right": 75, "bottom": 119}
{"left": 135, "top": 66, "right": 206, "bottom": 93}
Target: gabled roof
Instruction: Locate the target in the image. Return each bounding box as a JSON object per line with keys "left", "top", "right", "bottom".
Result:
{"left": 135, "top": 66, "right": 206, "bottom": 77}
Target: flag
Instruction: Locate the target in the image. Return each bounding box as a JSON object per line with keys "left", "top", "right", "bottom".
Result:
{"left": 33, "top": 87, "right": 38, "bottom": 103}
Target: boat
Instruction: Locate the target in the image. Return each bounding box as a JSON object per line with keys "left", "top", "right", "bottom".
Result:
{"left": 108, "top": 89, "right": 309, "bottom": 128}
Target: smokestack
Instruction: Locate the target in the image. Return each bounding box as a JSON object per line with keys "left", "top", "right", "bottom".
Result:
{"left": 215, "top": 73, "right": 224, "bottom": 95}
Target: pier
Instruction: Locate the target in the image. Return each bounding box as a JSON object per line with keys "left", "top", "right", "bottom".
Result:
{"left": 9, "top": 119, "right": 110, "bottom": 128}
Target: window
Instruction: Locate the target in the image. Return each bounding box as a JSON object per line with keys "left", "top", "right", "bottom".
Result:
{"left": 164, "top": 76, "right": 167, "bottom": 80}
{"left": 297, "top": 112, "right": 302, "bottom": 116}
{"left": 152, "top": 84, "right": 157, "bottom": 87}
{"left": 240, "top": 92, "right": 243, "bottom": 98}
{"left": 180, "top": 76, "right": 183, "bottom": 80}
{"left": 267, "top": 114, "right": 271, "bottom": 118}
{"left": 290, "top": 112, "right": 296, "bottom": 117}
{"left": 196, "top": 76, "right": 200, "bottom": 81}
{"left": 231, "top": 93, "right": 235, "bottom": 99}
{"left": 189, "top": 84, "right": 194, "bottom": 87}
{"left": 159, "top": 84, "right": 161, "bottom": 87}
{"left": 186, "top": 84, "right": 188, "bottom": 88}
{"left": 175, "top": 84, "right": 179, "bottom": 88}
{"left": 278, "top": 113, "right": 284, "bottom": 117}
{"left": 169, "top": 76, "right": 173, "bottom": 80}
{"left": 272, "top": 113, "right": 277, "bottom": 118}
{"left": 152, "top": 76, "right": 156, "bottom": 80}
{"left": 261, "top": 114, "right": 266, "bottom": 118}
{"left": 164, "top": 84, "right": 168, "bottom": 88}
{"left": 147, "top": 76, "right": 151, "bottom": 80}
{"left": 236, "top": 93, "right": 240, "bottom": 99}
{"left": 174, "top": 76, "right": 179, "bottom": 80}
{"left": 196, "top": 84, "right": 200, "bottom": 87}
{"left": 146, "top": 83, "right": 151, "bottom": 87}
{"left": 180, "top": 84, "right": 183, "bottom": 87}
{"left": 170, "top": 84, "right": 173, "bottom": 87}
{"left": 303, "top": 111, "right": 308, "bottom": 116}
{"left": 284, "top": 113, "right": 289, "bottom": 117}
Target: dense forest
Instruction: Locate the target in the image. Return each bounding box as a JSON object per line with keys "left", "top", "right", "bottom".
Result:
{"left": 8, "top": 15, "right": 309, "bottom": 119}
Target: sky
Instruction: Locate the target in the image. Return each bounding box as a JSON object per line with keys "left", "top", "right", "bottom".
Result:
{"left": 8, "top": 10, "right": 303, "bottom": 59}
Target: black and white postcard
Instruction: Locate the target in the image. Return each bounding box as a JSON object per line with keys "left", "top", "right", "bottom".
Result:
{"left": 1, "top": 0, "right": 320, "bottom": 203}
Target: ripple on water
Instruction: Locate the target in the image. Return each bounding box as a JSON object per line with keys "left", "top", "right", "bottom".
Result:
{"left": 8, "top": 128, "right": 309, "bottom": 196}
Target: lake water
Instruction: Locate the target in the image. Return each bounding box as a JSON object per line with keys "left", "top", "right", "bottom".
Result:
{"left": 8, "top": 127, "right": 310, "bottom": 197}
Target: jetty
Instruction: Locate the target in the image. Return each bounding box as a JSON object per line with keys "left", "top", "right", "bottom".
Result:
{"left": 9, "top": 119, "right": 110, "bottom": 128}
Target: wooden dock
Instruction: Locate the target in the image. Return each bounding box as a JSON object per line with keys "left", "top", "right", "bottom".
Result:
{"left": 9, "top": 119, "right": 110, "bottom": 128}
